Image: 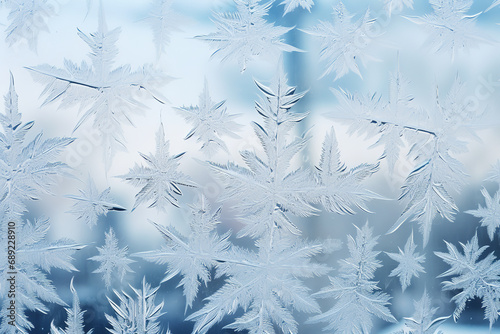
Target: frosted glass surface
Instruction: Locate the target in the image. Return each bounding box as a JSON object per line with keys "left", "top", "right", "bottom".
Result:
{"left": 1, "top": 1, "right": 500, "bottom": 333}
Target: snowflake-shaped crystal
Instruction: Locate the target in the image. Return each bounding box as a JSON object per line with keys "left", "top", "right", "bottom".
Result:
{"left": 120, "top": 125, "right": 194, "bottom": 211}
{"left": 303, "top": 2, "right": 376, "bottom": 79}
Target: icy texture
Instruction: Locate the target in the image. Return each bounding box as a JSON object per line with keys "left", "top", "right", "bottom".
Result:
{"left": 331, "top": 63, "right": 417, "bottom": 173}
{"left": 435, "top": 234, "right": 500, "bottom": 327}
{"left": 50, "top": 278, "right": 93, "bottom": 334}
{"left": 466, "top": 188, "right": 500, "bottom": 241}
{"left": 394, "top": 291, "right": 449, "bottom": 334}
{"left": 333, "top": 68, "right": 477, "bottom": 245}
{"left": 148, "top": 0, "right": 181, "bottom": 60}
{"left": 106, "top": 278, "right": 166, "bottom": 334}
{"left": 211, "top": 67, "right": 379, "bottom": 240}
{"left": 312, "top": 127, "right": 381, "bottom": 215}
{"left": 175, "top": 80, "right": 241, "bottom": 156}
{"left": 2, "top": 0, "right": 500, "bottom": 332}
{"left": 0, "top": 76, "right": 81, "bottom": 333}
{"left": 187, "top": 234, "right": 329, "bottom": 334}
{"left": 386, "top": 232, "right": 426, "bottom": 291}
{"left": 209, "top": 68, "right": 315, "bottom": 238}
{"left": 303, "top": 2, "right": 376, "bottom": 79}
{"left": 405, "top": 0, "right": 486, "bottom": 58}
{"left": 137, "top": 196, "right": 230, "bottom": 309}
{"left": 310, "top": 223, "right": 396, "bottom": 333}
{"left": 391, "top": 78, "right": 475, "bottom": 245}
{"left": 120, "top": 125, "right": 194, "bottom": 211}
{"left": 280, "top": 0, "right": 314, "bottom": 15}
{"left": 67, "top": 178, "right": 125, "bottom": 228}
{"left": 0, "top": 219, "right": 83, "bottom": 333}
{"left": 1, "top": 0, "right": 54, "bottom": 49}
{"left": 384, "top": 0, "right": 414, "bottom": 16}
{"left": 90, "top": 228, "right": 134, "bottom": 289}
{"left": 0, "top": 75, "right": 73, "bottom": 223}
{"left": 28, "top": 6, "right": 169, "bottom": 167}
{"left": 196, "top": 0, "right": 299, "bottom": 72}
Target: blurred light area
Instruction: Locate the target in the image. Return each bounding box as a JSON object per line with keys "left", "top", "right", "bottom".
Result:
{"left": 382, "top": 324, "right": 500, "bottom": 333}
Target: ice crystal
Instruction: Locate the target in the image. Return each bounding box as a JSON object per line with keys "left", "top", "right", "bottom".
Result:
{"left": 175, "top": 79, "right": 241, "bottom": 156}
{"left": 335, "top": 70, "right": 475, "bottom": 245}
{"left": 67, "top": 178, "right": 125, "bottom": 229}
{"left": 310, "top": 223, "right": 396, "bottom": 333}
{"left": 106, "top": 278, "right": 166, "bottom": 334}
{"left": 311, "top": 127, "right": 381, "bottom": 215}
{"left": 187, "top": 234, "right": 329, "bottom": 334}
{"left": 209, "top": 68, "right": 315, "bottom": 238}
{"left": 331, "top": 62, "right": 417, "bottom": 173}
{"left": 1, "top": 0, "right": 55, "bottom": 49}
{"left": 303, "top": 2, "right": 376, "bottom": 79}
{"left": 0, "top": 219, "right": 84, "bottom": 333}
{"left": 435, "top": 233, "right": 500, "bottom": 327}
{"left": 0, "top": 75, "right": 73, "bottom": 224}
{"left": 136, "top": 196, "right": 230, "bottom": 309}
{"left": 28, "top": 5, "right": 169, "bottom": 167}
{"left": 137, "top": 194, "right": 331, "bottom": 333}
{"left": 50, "top": 278, "right": 93, "bottom": 334}
{"left": 404, "top": 0, "right": 486, "bottom": 59}
{"left": 466, "top": 188, "right": 500, "bottom": 241}
{"left": 148, "top": 0, "right": 181, "bottom": 60}
{"left": 394, "top": 291, "right": 449, "bottom": 334}
{"left": 120, "top": 125, "right": 194, "bottom": 211}
{"left": 90, "top": 228, "right": 134, "bottom": 289}
{"left": 196, "top": 0, "right": 299, "bottom": 72}
{"left": 386, "top": 232, "right": 426, "bottom": 291}
{"left": 390, "top": 78, "right": 474, "bottom": 245}
{"left": 280, "top": 0, "right": 314, "bottom": 15}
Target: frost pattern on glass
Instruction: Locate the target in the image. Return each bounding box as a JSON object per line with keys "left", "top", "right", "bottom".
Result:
{"left": 404, "top": 0, "right": 486, "bottom": 58}
{"left": 303, "top": 2, "right": 376, "bottom": 79}
{"left": 390, "top": 78, "right": 476, "bottom": 245}
{"left": 394, "top": 291, "right": 449, "bottom": 334}
{"left": 137, "top": 196, "right": 230, "bottom": 309}
{"left": 0, "top": 0, "right": 54, "bottom": 49}
{"left": 0, "top": 75, "right": 73, "bottom": 224}
{"left": 331, "top": 63, "right": 417, "bottom": 174}
{"left": 187, "top": 234, "right": 329, "bottom": 334}
{"left": 332, "top": 68, "right": 478, "bottom": 246}
{"left": 50, "top": 278, "right": 93, "bottom": 334}
{"left": 0, "top": 75, "right": 81, "bottom": 333}
{"left": 386, "top": 232, "right": 425, "bottom": 291}
{"left": 28, "top": 6, "right": 169, "bottom": 167}
{"left": 196, "top": 0, "right": 300, "bottom": 72}
{"left": 0, "top": 219, "right": 83, "bottom": 333}
{"left": 106, "top": 278, "right": 166, "bottom": 334}
{"left": 209, "top": 68, "right": 315, "bottom": 238}
{"left": 466, "top": 188, "right": 500, "bottom": 241}
{"left": 148, "top": 0, "right": 181, "bottom": 60}
{"left": 310, "top": 223, "right": 396, "bottom": 333}
{"left": 175, "top": 80, "right": 241, "bottom": 156}
{"left": 435, "top": 233, "right": 500, "bottom": 327}
{"left": 2, "top": 0, "right": 500, "bottom": 333}
{"left": 67, "top": 178, "right": 125, "bottom": 228}
{"left": 120, "top": 125, "right": 195, "bottom": 211}
{"left": 312, "top": 127, "right": 381, "bottom": 215}
{"left": 279, "top": 0, "right": 314, "bottom": 15}
{"left": 90, "top": 228, "right": 134, "bottom": 289}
